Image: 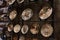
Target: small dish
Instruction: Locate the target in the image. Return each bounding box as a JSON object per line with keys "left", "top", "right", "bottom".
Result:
{"left": 41, "top": 24, "right": 53, "bottom": 37}
{"left": 13, "top": 24, "right": 21, "bottom": 33}
{"left": 21, "top": 25, "right": 29, "bottom": 34}
{"left": 30, "top": 23, "right": 39, "bottom": 34}
{"left": 5, "top": 0, "right": 15, "bottom": 5}
{"left": 17, "top": 0, "right": 24, "bottom": 4}
{"left": 21, "top": 8, "right": 33, "bottom": 21}
{"left": 7, "top": 24, "right": 13, "bottom": 32}
{"left": 39, "top": 6, "right": 53, "bottom": 20}
{"left": 9, "top": 10, "right": 17, "bottom": 20}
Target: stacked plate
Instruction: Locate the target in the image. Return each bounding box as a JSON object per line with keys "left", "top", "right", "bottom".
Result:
{"left": 0, "top": 0, "right": 54, "bottom": 40}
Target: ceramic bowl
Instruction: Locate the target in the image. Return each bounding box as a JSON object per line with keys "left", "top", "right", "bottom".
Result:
{"left": 14, "top": 24, "right": 21, "bottom": 33}
{"left": 39, "top": 6, "right": 53, "bottom": 20}
{"left": 21, "top": 8, "right": 33, "bottom": 21}
{"left": 21, "top": 25, "right": 29, "bottom": 34}
{"left": 41, "top": 24, "right": 53, "bottom": 37}
{"left": 9, "top": 10, "right": 17, "bottom": 20}
{"left": 30, "top": 23, "right": 39, "bottom": 34}
{"left": 7, "top": 24, "right": 13, "bottom": 32}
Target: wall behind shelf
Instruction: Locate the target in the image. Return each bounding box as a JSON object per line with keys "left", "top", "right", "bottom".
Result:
{"left": 54, "top": 0, "right": 60, "bottom": 40}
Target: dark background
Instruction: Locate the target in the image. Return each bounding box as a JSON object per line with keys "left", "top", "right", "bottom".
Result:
{"left": 54, "top": 0, "right": 60, "bottom": 40}
{"left": 0, "top": 0, "right": 60, "bottom": 40}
